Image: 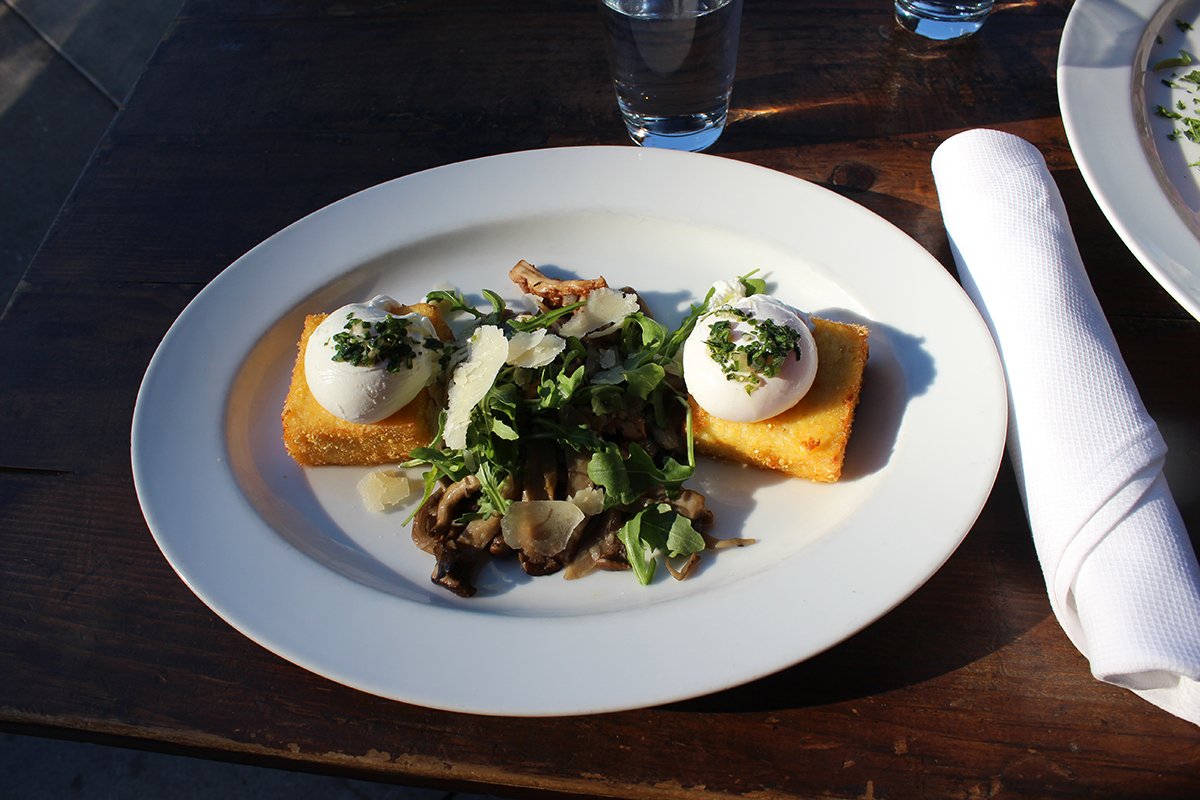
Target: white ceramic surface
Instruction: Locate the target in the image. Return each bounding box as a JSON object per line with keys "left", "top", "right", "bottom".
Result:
{"left": 1060, "top": 0, "right": 1200, "bottom": 320}
{"left": 131, "top": 146, "right": 1007, "bottom": 717}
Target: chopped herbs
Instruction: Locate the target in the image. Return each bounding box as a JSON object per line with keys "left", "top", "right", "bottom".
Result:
{"left": 1151, "top": 30, "right": 1200, "bottom": 164}
{"left": 329, "top": 312, "right": 444, "bottom": 372}
{"left": 1154, "top": 49, "right": 1193, "bottom": 71}
{"left": 703, "top": 307, "right": 805, "bottom": 394}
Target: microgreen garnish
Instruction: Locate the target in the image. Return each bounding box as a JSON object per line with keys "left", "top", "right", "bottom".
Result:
{"left": 1154, "top": 49, "right": 1194, "bottom": 71}
{"left": 329, "top": 313, "right": 432, "bottom": 371}
{"left": 1149, "top": 32, "right": 1200, "bottom": 165}
{"left": 703, "top": 307, "right": 804, "bottom": 394}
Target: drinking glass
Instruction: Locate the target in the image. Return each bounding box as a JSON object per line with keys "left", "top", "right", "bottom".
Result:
{"left": 598, "top": 0, "right": 743, "bottom": 152}
{"left": 894, "top": 0, "right": 993, "bottom": 40}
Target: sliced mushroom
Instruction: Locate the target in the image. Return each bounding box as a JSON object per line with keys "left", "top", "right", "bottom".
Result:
{"left": 522, "top": 439, "right": 559, "bottom": 502}
{"left": 509, "top": 260, "right": 607, "bottom": 307}
{"left": 413, "top": 474, "right": 495, "bottom": 598}
{"left": 436, "top": 474, "right": 482, "bottom": 529}
{"left": 564, "top": 448, "right": 593, "bottom": 497}
{"left": 432, "top": 512, "right": 505, "bottom": 597}
{"left": 411, "top": 478, "right": 449, "bottom": 555}
{"left": 563, "top": 508, "right": 629, "bottom": 580}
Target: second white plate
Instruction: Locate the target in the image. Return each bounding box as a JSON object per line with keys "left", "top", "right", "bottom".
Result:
{"left": 1060, "top": 0, "right": 1200, "bottom": 320}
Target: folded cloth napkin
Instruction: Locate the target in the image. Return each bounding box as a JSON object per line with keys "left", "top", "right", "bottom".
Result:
{"left": 931, "top": 128, "right": 1200, "bottom": 725}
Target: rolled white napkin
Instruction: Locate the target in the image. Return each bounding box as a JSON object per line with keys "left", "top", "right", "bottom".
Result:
{"left": 931, "top": 128, "right": 1200, "bottom": 725}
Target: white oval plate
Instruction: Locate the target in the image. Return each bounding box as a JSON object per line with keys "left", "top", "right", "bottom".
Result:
{"left": 132, "top": 147, "right": 1006, "bottom": 717}
{"left": 1059, "top": 0, "right": 1200, "bottom": 320}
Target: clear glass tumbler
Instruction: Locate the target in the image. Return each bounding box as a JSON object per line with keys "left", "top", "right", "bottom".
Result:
{"left": 598, "top": 0, "right": 743, "bottom": 152}
{"left": 894, "top": 0, "right": 993, "bottom": 40}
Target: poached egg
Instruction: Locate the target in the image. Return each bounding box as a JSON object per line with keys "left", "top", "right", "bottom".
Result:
{"left": 304, "top": 295, "right": 441, "bottom": 424}
{"left": 682, "top": 290, "right": 818, "bottom": 423}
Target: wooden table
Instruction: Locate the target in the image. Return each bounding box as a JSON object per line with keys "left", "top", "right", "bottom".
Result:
{"left": 3, "top": 0, "right": 1199, "bottom": 796}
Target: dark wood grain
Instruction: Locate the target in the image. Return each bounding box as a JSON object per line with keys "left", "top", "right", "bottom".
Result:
{"left": 3, "top": 1, "right": 1199, "bottom": 798}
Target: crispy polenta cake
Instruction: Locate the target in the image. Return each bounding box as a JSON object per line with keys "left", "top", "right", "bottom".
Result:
{"left": 282, "top": 303, "right": 452, "bottom": 466}
{"left": 689, "top": 317, "right": 869, "bottom": 483}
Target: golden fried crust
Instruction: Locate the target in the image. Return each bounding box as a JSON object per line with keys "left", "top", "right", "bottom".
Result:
{"left": 689, "top": 317, "right": 869, "bottom": 483}
{"left": 281, "top": 305, "right": 452, "bottom": 466}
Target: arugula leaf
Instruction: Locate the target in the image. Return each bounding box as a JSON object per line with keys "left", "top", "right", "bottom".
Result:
{"left": 622, "top": 361, "right": 666, "bottom": 399}
{"left": 536, "top": 364, "right": 587, "bottom": 409}
{"left": 508, "top": 300, "right": 587, "bottom": 332}
{"left": 625, "top": 443, "right": 694, "bottom": 490}
{"left": 587, "top": 442, "right": 695, "bottom": 509}
{"left": 588, "top": 384, "right": 624, "bottom": 416}
{"left": 662, "top": 287, "right": 716, "bottom": 359}
{"left": 618, "top": 511, "right": 659, "bottom": 585}
{"left": 622, "top": 314, "right": 669, "bottom": 355}
{"left": 587, "top": 444, "right": 636, "bottom": 506}
{"left": 529, "top": 418, "right": 604, "bottom": 453}
{"left": 617, "top": 504, "right": 706, "bottom": 585}
{"left": 408, "top": 445, "right": 469, "bottom": 483}
{"left": 491, "top": 418, "right": 519, "bottom": 440}
{"left": 474, "top": 458, "right": 512, "bottom": 518}
{"left": 426, "top": 289, "right": 483, "bottom": 318}
{"left": 479, "top": 289, "right": 509, "bottom": 326}
{"left": 738, "top": 269, "right": 767, "bottom": 296}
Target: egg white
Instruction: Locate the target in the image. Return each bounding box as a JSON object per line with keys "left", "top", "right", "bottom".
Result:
{"left": 682, "top": 295, "right": 818, "bottom": 423}
{"left": 304, "top": 296, "right": 439, "bottom": 424}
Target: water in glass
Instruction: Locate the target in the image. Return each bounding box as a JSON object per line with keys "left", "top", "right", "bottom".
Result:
{"left": 599, "top": 0, "right": 743, "bottom": 152}
{"left": 894, "top": 0, "right": 993, "bottom": 40}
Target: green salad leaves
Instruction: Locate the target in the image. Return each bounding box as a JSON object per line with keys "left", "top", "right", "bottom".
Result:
{"left": 405, "top": 274, "right": 727, "bottom": 588}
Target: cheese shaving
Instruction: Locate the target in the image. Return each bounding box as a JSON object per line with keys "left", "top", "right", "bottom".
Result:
{"left": 357, "top": 468, "right": 411, "bottom": 513}
{"left": 557, "top": 287, "right": 639, "bottom": 339}
{"left": 443, "top": 325, "right": 508, "bottom": 450}
{"left": 500, "top": 500, "right": 586, "bottom": 556}
{"left": 507, "top": 328, "right": 566, "bottom": 368}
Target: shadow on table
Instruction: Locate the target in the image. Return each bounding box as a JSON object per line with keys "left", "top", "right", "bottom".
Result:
{"left": 663, "top": 460, "right": 1052, "bottom": 714}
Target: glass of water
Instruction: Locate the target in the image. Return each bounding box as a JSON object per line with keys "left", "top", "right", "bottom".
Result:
{"left": 894, "top": 0, "right": 993, "bottom": 40}
{"left": 598, "top": 0, "right": 743, "bottom": 152}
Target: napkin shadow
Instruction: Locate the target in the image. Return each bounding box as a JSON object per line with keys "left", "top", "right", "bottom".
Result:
{"left": 662, "top": 463, "right": 1049, "bottom": 714}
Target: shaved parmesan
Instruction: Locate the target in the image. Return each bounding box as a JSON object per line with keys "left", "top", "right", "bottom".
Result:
{"left": 557, "top": 287, "right": 638, "bottom": 338}
{"left": 507, "top": 328, "right": 566, "bottom": 368}
{"left": 501, "top": 500, "right": 586, "bottom": 556}
{"left": 357, "top": 468, "right": 411, "bottom": 513}
{"left": 443, "top": 325, "right": 507, "bottom": 450}
{"left": 568, "top": 486, "right": 606, "bottom": 516}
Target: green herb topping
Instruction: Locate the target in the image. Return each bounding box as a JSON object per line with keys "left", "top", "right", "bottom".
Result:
{"left": 328, "top": 312, "right": 440, "bottom": 372}
{"left": 1154, "top": 49, "right": 1194, "bottom": 71}
{"left": 703, "top": 306, "right": 804, "bottom": 394}
{"left": 1150, "top": 35, "right": 1200, "bottom": 165}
